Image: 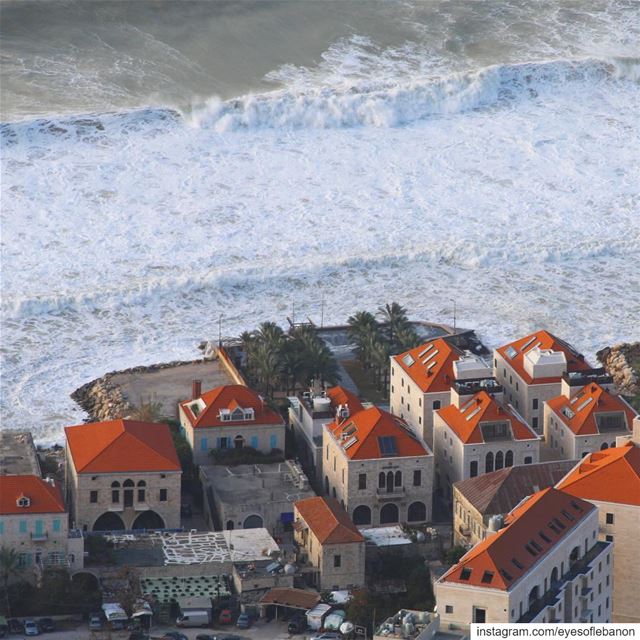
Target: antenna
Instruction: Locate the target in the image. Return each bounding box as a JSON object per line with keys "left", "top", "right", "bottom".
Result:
{"left": 218, "top": 313, "right": 224, "bottom": 347}
{"left": 320, "top": 291, "right": 325, "bottom": 328}
{"left": 450, "top": 298, "right": 457, "bottom": 335}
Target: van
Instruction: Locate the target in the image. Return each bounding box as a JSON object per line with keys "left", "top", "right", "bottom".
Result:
{"left": 176, "top": 610, "right": 211, "bottom": 627}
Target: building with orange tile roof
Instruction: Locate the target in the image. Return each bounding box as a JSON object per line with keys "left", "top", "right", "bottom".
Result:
{"left": 293, "top": 496, "right": 365, "bottom": 590}
{"left": 436, "top": 487, "right": 612, "bottom": 626}
{"left": 179, "top": 384, "right": 285, "bottom": 465}
{"left": 433, "top": 391, "right": 539, "bottom": 506}
{"left": 65, "top": 419, "right": 181, "bottom": 532}
{"left": 0, "top": 474, "right": 84, "bottom": 576}
{"left": 390, "top": 337, "right": 494, "bottom": 446}
{"left": 544, "top": 382, "right": 637, "bottom": 460}
{"left": 493, "top": 330, "right": 593, "bottom": 433}
{"left": 556, "top": 440, "right": 640, "bottom": 623}
{"left": 288, "top": 385, "right": 364, "bottom": 487}
{"left": 322, "top": 405, "right": 433, "bottom": 528}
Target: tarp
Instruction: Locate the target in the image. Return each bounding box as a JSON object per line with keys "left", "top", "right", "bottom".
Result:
{"left": 102, "top": 603, "right": 128, "bottom": 621}
{"left": 280, "top": 511, "right": 294, "bottom": 523}
{"left": 324, "top": 609, "right": 346, "bottom": 630}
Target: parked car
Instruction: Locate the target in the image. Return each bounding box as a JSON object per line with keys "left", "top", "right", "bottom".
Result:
{"left": 218, "top": 609, "right": 233, "bottom": 624}
{"left": 310, "top": 633, "right": 342, "bottom": 640}
{"left": 161, "top": 632, "right": 188, "bottom": 640}
{"left": 24, "top": 620, "right": 41, "bottom": 636}
{"left": 288, "top": 613, "right": 308, "bottom": 634}
{"left": 235, "top": 613, "right": 251, "bottom": 629}
{"left": 38, "top": 618, "right": 55, "bottom": 633}
{"left": 88, "top": 614, "right": 103, "bottom": 631}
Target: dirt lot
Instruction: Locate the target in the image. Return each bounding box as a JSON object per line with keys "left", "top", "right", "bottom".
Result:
{"left": 110, "top": 359, "right": 234, "bottom": 421}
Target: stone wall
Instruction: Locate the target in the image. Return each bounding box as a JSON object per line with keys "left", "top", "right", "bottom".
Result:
{"left": 597, "top": 342, "right": 640, "bottom": 397}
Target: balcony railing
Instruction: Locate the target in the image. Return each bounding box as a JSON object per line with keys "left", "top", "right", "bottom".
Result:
{"left": 376, "top": 486, "right": 405, "bottom": 499}
{"left": 31, "top": 531, "right": 48, "bottom": 542}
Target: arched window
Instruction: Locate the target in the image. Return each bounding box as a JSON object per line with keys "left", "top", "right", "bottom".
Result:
{"left": 495, "top": 451, "right": 504, "bottom": 470}
{"left": 394, "top": 471, "right": 402, "bottom": 487}
{"left": 528, "top": 586, "right": 539, "bottom": 609}
{"left": 243, "top": 514, "right": 263, "bottom": 529}
{"left": 505, "top": 450, "right": 514, "bottom": 467}
{"left": 407, "top": 501, "right": 426, "bottom": 522}
{"left": 111, "top": 481, "right": 120, "bottom": 504}
{"left": 378, "top": 472, "right": 386, "bottom": 489}
{"left": 123, "top": 480, "right": 134, "bottom": 507}
{"left": 380, "top": 503, "right": 399, "bottom": 524}
{"left": 234, "top": 435, "right": 245, "bottom": 449}
{"left": 386, "top": 471, "right": 394, "bottom": 493}
{"left": 570, "top": 546, "right": 580, "bottom": 563}
{"left": 137, "top": 480, "right": 146, "bottom": 486}
{"left": 111, "top": 481, "right": 120, "bottom": 487}
{"left": 353, "top": 505, "right": 371, "bottom": 526}
{"left": 332, "top": 487, "right": 337, "bottom": 499}
{"left": 123, "top": 479, "right": 134, "bottom": 486}
{"left": 324, "top": 475, "right": 329, "bottom": 494}
{"left": 551, "top": 567, "right": 559, "bottom": 585}
{"left": 226, "top": 520, "right": 234, "bottom": 530}
{"left": 137, "top": 482, "right": 146, "bottom": 503}
{"left": 600, "top": 442, "right": 608, "bottom": 450}
{"left": 485, "top": 452, "right": 494, "bottom": 473}
{"left": 470, "top": 461, "right": 478, "bottom": 477}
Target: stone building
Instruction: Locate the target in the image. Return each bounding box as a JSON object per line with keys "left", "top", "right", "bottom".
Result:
{"left": 0, "top": 474, "right": 84, "bottom": 576}
{"left": 556, "top": 436, "right": 640, "bottom": 623}
{"left": 179, "top": 383, "right": 285, "bottom": 466}
{"left": 452, "top": 461, "right": 575, "bottom": 547}
{"left": 436, "top": 488, "right": 612, "bottom": 627}
{"left": 493, "top": 330, "right": 594, "bottom": 433}
{"left": 322, "top": 405, "right": 433, "bottom": 528}
{"left": 390, "top": 337, "right": 493, "bottom": 446}
{"left": 65, "top": 419, "right": 181, "bottom": 531}
{"left": 433, "top": 391, "right": 539, "bottom": 506}
{"left": 288, "top": 385, "right": 364, "bottom": 487}
{"left": 293, "top": 496, "right": 365, "bottom": 590}
{"left": 544, "top": 382, "right": 636, "bottom": 460}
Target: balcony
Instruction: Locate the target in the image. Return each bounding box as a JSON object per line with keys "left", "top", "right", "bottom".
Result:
{"left": 31, "top": 531, "right": 48, "bottom": 542}
{"left": 376, "top": 486, "right": 405, "bottom": 500}
{"left": 458, "top": 524, "right": 471, "bottom": 537}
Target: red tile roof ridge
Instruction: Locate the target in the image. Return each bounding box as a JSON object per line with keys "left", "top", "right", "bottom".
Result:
{"left": 0, "top": 474, "right": 66, "bottom": 514}
{"left": 295, "top": 496, "right": 364, "bottom": 544}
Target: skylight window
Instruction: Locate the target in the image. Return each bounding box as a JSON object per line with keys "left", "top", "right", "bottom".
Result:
{"left": 549, "top": 521, "right": 560, "bottom": 534}
{"left": 562, "top": 407, "right": 575, "bottom": 420}
{"left": 427, "top": 360, "right": 438, "bottom": 370}
{"left": 378, "top": 436, "right": 398, "bottom": 457}
{"left": 16, "top": 496, "right": 30, "bottom": 508}
{"left": 344, "top": 436, "right": 358, "bottom": 450}
{"left": 571, "top": 501, "right": 583, "bottom": 513}
{"left": 466, "top": 407, "right": 482, "bottom": 421}
{"left": 403, "top": 354, "right": 415, "bottom": 367}
{"left": 418, "top": 344, "right": 433, "bottom": 358}
{"left": 553, "top": 518, "right": 566, "bottom": 530}
{"left": 539, "top": 531, "right": 552, "bottom": 543}
{"left": 525, "top": 544, "right": 538, "bottom": 557}
{"left": 530, "top": 540, "right": 543, "bottom": 552}
{"left": 460, "top": 567, "right": 472, "bottom": 580}
{"left": 505, "top": 346, "right": 518, "bottom": 359}
{"left": 576, "top": 397, "right": 593, "bottom": 412}
{"left": 520, "top": 336, "right": 536, "bottom": 351}
{"left": 481, "top": 571, "right": 494, "bottom": 584}
{"left": 342, "top": 423, "right": 356, "bottom": 437}
{"left": 500, "top": 569, "right": 513, "bottom": 582}
{"left": 512, "top": 558, "right": 524, "bottom": 570}
{"left": 561, "top": 509, "right": 575, "bottom": 522}
{"left": 423, "top": 350, "right": 439, "bottom": 363}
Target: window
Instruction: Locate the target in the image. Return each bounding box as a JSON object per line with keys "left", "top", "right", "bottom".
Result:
{"left": 413, "top": 470, "right": 421, "bottom": 486}
{"left": 485, "top": 451, "right": 494, "bottom": 473}
{"left": 460, "top": 567, "right": 472, "bottom": 580}
{"left": 326, "top": 446, "right": 329, "bottom": 460}
{"left": 138, "top": 488, "right": 146, "bottom": 502}
{"left": 333, "top": 555, "right": 341, "bottom": 568}
{"left": 112, "top": 489, "right": 119, "bottom": 503}
{"left": 0, "top": 522, "right": 3, "bottom": 535}
{"left": 433, "top": 400, "right": 441, "bottom": 410}
{"left": 532, "top": 417, "right": 538, "bottom": 429}
{"left": 270, "top": 434, "right": 278, "bottom": 449}
{"left": 90, "top": 490, "right": 98, "bottom": 503}
{"left": 200, "top": 437, "right": 208, "bottom": 451}
{"left": 250, "top": 436, "right": 259, "bottom": 449}
{"left": 19, "top": 520, "right": 27, "bottom": 534}
{"left": 394, "top": 471, "right": 402, "bottom": 487}
{"left": 358, "top": 473, "right": 367, "bottom": 490}
{"left": 470, "top": 460, "right": 478, "bottom": 477}
{"left": 606, "top": 513, "right": 614, "bottom": 525}
{"left": 445, "top": 605, "right": 453, "bottom": 614}
{"left": 533, "top": 398, "right": 539, "bottom": 410}
{"left": 159, "top": 489, "right": 167, "bottom": 501}
{"left": 606, "top": 575, "right": 610, "bottom": 586}
{"left": 606, "top": 535, "right": 614, "bottom": 542}
{"left": 378, "top": 472, "right": 385, "bottom": 489}
{"left": 481, "top": 571, "right": 494, "bottom": 584}
{"left": 524, "top": 456, "right": 532, "bottom": 464}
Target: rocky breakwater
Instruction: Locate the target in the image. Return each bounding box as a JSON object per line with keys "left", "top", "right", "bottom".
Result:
{"left": 596, "top": 342, "right": 640, "bottom": 397}
{"left": 70, "top": 358, "right": 208, "bottom": 422}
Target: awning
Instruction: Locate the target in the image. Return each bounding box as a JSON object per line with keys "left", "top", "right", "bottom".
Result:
{"left": 259, "top": 587, "right": 320, "bottom": 611}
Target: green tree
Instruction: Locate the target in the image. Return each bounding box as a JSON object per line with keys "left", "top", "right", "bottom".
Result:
{"left": 378, "top": 302, "right": 411, "bottom": 350}
{"left": 0, "top": 546, "right": 21, "bottom": 616}
{"left": 444, "top": 544, "right": 468, "bottom": 565}
{"left": 129, "top": 396, "right": 166, "bottom": 422}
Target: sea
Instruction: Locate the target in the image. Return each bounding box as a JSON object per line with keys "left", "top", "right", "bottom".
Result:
{"left": 1, "top": 0, "right": 639, "bottom": 445}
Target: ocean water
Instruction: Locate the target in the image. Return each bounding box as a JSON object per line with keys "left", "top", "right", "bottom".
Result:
{"left": 1, "top": 1, "right": 639, "bottom": 444}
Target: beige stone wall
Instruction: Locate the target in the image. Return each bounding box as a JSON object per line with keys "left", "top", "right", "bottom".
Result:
{"left": 588, "top": 500, "right": 638, "bottom": 623}
{"left": 323, "top": 427, "right": 434, "bottom": 528}
{"left": 437, "top": 509, "right": 613, "bottom": 626}
{"left": 545, "top": 407, "right": 630, "bottom": 460}
{"left": 66, "top": 448, "right": 181, "bottom": 531}
{"left": 452, "top": 486, "right": 486, "bottom": 548}
{"left": 179, "top": 405, "right": 286, "bottom": 465}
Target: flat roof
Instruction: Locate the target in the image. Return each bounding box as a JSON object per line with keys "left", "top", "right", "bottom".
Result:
{"left": 0, "top": 431, "right": 40, "bottom": 476}
{"left": 200, "top": 461, "right": 314, "bottom": 507}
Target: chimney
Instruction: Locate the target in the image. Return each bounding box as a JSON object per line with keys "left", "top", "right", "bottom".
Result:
{"left": 192, "top": 379, "right": 202, "bottom": 400}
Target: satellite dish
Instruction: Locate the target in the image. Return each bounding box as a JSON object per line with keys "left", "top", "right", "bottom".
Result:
{"left": 340, "top": 621, "right": 355, "bottom": 634}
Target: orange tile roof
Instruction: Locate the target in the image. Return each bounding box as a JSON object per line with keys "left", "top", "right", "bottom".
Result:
{"left": 556, "top": 443, "right": 640, "bottom": 506}
{"left": 547, "top": 383, "right": 636, "bottom": 436}
{"left": 180, "top": 384, "right": 283, "bottom": 428}
{"left": 295, "top": 496, "right": 364, "bottom": 544}
{"left": 436, "top": 391, "right": 538, "bottom": 444}
{"left": 0, "top": 475, "right": 65, "bottom": 514}
{"left": 441, "top": 487, "right": 594, "bottom": 590}
{"left": 65, "top": 420, "right": 180, "bottom": 474}
{"left": 327, "top": 406, "right": 430, "bottom": 460}
{"left": 326, "top": 386, "right": 364, "bottom": 414}
{"left": 393, "top": 337, "right": 462, "bottom": 393}
{"left": 496, "top": 330, "right": 591, "bottom": 385}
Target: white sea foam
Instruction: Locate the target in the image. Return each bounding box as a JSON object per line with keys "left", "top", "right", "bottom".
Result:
{"left": 1, "top": 53, "right": 639, "bottom": 445}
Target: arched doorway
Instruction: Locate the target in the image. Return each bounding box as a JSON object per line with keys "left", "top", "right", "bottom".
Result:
{"left": 380, "top": 503, "right": 399, "bottom": 524}
{"left": 352, "top": 505, "right": 371, "bottom": 526}
{"left": 132, "top": 510, "right": 165, "bottom": 530}
{"left": 226, "top": 520, "right": 234, "bottom": 530}
{"left": 93, "top": 512, "right": 125, "bottom": 532}
{"left": 243, "top": 514, "right": 263, "bottom": 529}
{"left": 505, "top": 450, "right": 514, "bottom": 467}
{"left": 123, "top": 479, "right": 134, "bottom": 508}
{"left": 234, "top": 435, "right": 245, "bottom": 449}
{"left": 407, "top": 501, "right": 427, "bottom": 522}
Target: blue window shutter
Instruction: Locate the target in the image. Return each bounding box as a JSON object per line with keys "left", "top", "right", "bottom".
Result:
{"left": 0, "top": 521, "right": 4, "bottom": 534}
{"left": 53, "top": 519, "right": 61, "bottom": 533}
{"left": 35, "top": 520, "right": 44, "bottom": 535}
{"left": 19, "top": 520, "right": 27, "bottom": 534}
{"left": 250, "top": 436, "right": 259, "bottom": 449}
{"left": 216, "top": 437, "right": 222, "bottom": 449}
{"left": 200, "top": 437, "right": 208, "bottom": 451}
{"left": 270, "top": 434, "right": 278, "bottom": 449}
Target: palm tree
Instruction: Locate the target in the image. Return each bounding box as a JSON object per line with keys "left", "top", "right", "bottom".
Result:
{"left": 255, "top": 321, "right": 285, "bottom": 348}
{"left": 129, "top": 396, "right": 165, "bottom": 422}
{"left": 252, "top": 341, "right": 282, "bottom": 398}
{"left": 0, "top": 546, "right": 21, "bottom": 616}
{"left": 347, "top": 311, "right": 378, "bottom": 343}
{"left": 396, "top": 326, "right": 422, "bottom": 352}
{"left": 377, "top": 302, "right": 411, "bottom": 349}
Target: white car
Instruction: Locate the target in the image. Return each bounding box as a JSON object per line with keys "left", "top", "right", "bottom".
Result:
{"left": 24, "top": 620, "right": 41, "bottom": 636}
